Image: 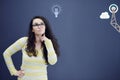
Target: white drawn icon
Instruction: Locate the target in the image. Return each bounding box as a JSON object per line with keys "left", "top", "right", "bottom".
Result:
{"left": 109, "top": 4, "right": 118, "bottom": 13}
{"left": 52, "top": 5, "right": 61, "bottom": 18}
{"left": 100, "top": 12, "right": 110, "bottom": 19}
{"left": 109, "top": 4, "right": 120, "bottom": 32}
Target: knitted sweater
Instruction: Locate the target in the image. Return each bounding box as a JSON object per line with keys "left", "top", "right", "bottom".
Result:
{"left": 3, "top": 37, "right": 57, "bottom": 80}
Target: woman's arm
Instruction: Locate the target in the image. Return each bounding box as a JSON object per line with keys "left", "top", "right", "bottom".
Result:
{"left": 44, "top": 38, "right": 57, "bottom": 65}
{"left": 3, "top": 37, "right": 27, "bottom": 76}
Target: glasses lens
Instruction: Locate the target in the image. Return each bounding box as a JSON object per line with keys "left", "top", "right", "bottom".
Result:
{"left": 33, "top": 23, "right": 44, "bottom": 27}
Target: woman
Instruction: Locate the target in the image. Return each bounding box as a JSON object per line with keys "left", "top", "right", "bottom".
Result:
{"left": 3, "top": 16, "right": 59, "bottom": 80}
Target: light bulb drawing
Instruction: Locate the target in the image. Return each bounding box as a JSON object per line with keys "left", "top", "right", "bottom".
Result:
{"left": 52, "top": 5, "right": 61, "bottom": 18}
{"left": 109, "top": 4, "right": 120, "bottom": 32}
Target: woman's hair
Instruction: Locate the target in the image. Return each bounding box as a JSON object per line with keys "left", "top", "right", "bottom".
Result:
{"left": 26, "top": 16, "right": 60, "bottom": 64}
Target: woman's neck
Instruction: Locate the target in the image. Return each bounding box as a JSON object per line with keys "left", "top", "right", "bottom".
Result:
{"left": 35, "top": 35, "right": 42, "bottom": 50}
{"left": 35, "top": 35, "right": 41, "bottom": 43}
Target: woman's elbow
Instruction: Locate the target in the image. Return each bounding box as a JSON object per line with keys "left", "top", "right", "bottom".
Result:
{"left": 48, "top": 58, "right": 57, "bottom": 65}
{"left": 3, "top": 52, "right": 7, "bottom": 58}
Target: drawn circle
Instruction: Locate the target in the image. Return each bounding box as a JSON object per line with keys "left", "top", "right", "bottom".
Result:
{"left": 109, "top": 4, "right": 118, "bottom": 13}
{"left": 52, "top": 5, "right": 61, "bottom": 13}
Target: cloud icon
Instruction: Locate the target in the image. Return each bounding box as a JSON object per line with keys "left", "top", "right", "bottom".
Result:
{"left": 100, "top": 12, "right": 110, "bottom": 19}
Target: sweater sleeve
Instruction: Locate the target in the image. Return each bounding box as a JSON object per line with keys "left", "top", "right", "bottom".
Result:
{"left": 3, "top": 37, "right": 27, "bottom": 76}
{"left": 44, "top": 38, "right": 57, "bottom": 65}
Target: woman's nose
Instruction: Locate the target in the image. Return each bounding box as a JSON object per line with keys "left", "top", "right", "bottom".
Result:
{"left": 37, "top": 25, "right": 41, "bottom": 28}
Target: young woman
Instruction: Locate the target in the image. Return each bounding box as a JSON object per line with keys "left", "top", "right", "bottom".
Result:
{"left": 3, "top": 16, "right": 60, "bottom": 80}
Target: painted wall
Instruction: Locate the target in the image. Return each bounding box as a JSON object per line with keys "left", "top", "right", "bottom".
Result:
{"left": 0, "top": 0, "right": 120, "bottom": 80}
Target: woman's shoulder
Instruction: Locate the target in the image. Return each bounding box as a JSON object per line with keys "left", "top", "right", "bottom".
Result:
{"left": 19, "top": 36, "right": 28, "bottom": 40}
{"left": 17, "top": 36, "right": 28, "bottom": 42}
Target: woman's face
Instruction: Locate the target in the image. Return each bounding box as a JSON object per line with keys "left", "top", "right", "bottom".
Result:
{"left": 32, "top": 18, "right": 46, "bottom": 36}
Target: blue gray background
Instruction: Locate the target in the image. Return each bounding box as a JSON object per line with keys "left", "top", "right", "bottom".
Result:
{"left": 0, "top": 0, "right": 120, "bottom": 80}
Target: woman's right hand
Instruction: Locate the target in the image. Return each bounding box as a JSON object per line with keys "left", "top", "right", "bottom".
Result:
{"left": 15, "top": 70, "right": 25, "bottom": 78}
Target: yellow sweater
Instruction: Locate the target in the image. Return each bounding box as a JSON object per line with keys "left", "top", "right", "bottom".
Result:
{"left": 3, "top": 37, "right": 57, "bottom": 80}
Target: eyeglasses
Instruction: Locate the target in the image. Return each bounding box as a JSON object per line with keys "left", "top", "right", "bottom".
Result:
{"left": 32, "top": 23, "right": 45, "bottom": 27}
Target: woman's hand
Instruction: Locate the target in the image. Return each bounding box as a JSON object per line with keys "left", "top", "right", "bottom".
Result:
{"left": 40, "top": 33, "right": 47, "bottom": 42}
{"left": 15, "top": 70, "right": 25, "bottom": 78}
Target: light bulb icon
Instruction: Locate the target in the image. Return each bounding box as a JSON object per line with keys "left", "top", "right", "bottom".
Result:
{"left": 52, "top": 5, "right": 61, "bottom": 18}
